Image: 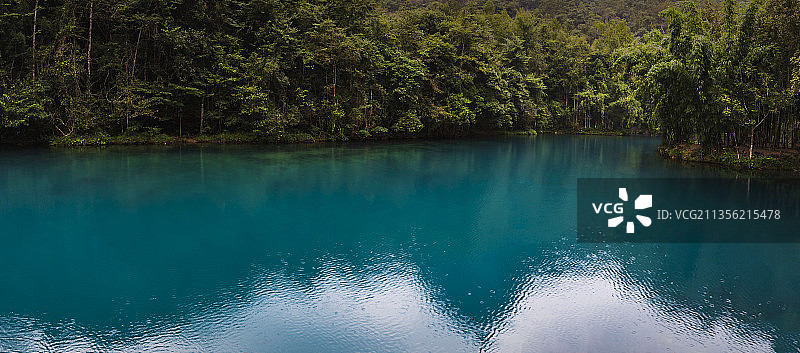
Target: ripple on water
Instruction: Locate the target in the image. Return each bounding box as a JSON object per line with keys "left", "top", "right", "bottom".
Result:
{"left": 1, "top": 139, "right": 798, "bottom": 352}
{"left": 2, "top": 245, "right": 792, "bottom": 353}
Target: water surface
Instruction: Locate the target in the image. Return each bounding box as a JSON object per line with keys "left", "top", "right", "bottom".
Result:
{"left": 1, "top": 136, "right": 798, "bottom": 352}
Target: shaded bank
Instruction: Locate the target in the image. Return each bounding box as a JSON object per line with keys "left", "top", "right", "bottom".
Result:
{"left": 659, "top": 144, "right": 800, "bottom": 172}
{"left": 31, "top": 128, "right": 639, "bottom": 147}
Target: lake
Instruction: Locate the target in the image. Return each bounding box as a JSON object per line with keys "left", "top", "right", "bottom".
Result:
{"left": 0, "top": 135, "right": 798, "bottom": 352}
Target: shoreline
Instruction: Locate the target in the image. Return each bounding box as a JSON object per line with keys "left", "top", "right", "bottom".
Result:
{"left": 4, "top": 132, "right": 800, "bottom": 173}
{"left": 658, "top": 144, "right": 800, "bottom": 172}
{"left": 1, "top": 128, "right": 638, "bottom": 147}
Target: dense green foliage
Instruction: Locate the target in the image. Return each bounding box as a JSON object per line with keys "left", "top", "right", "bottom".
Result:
{"left": 642, "top": 0, "right": 800, "bottom": 154}
{"left": 0, "top": 0, "right": 798, "bottom": 150}
{"left": 379, "top": 0, "right": 673, "bottom": 34}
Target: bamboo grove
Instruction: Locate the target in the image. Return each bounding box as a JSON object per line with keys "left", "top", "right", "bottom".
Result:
{"left": 0, "top": 0, "right": 798, "bottom": 150}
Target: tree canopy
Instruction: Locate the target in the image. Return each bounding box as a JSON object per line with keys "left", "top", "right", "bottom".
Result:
{"left": 0, "top": 0, "right": 798, "bottom": 150}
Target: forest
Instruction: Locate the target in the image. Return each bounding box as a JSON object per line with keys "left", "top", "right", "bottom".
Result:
{"left": 0, "top": 0, "right": 798, "bottom": 152}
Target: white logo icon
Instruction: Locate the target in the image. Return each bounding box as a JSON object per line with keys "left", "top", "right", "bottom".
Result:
{"left": 594, "top": 188, "right": 652, "bottom": 234}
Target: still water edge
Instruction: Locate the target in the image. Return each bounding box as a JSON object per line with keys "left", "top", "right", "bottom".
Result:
{"left": 0, "top": 135, "right": 798, "bottom": 352}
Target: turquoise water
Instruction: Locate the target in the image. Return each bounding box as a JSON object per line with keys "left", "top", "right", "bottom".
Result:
{"left": 0, "top": 135, "right": 798, "bottom": 352}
